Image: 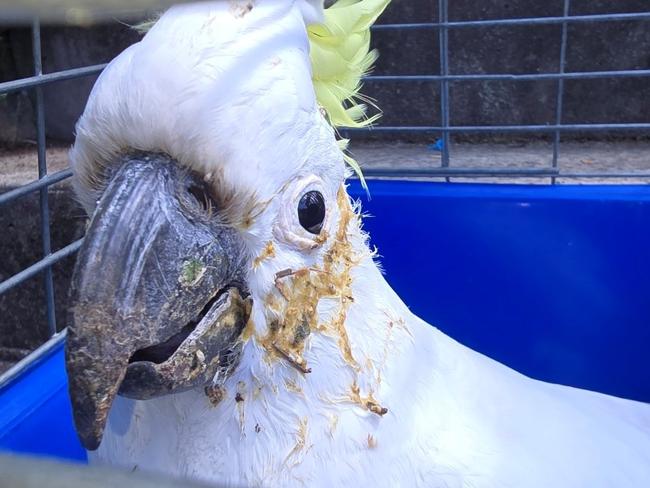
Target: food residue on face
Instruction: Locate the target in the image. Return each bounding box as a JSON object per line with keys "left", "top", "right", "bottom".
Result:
{"left": 180, "top": 258, "right": 206, "bottom": 287}
{"left": 349, "top": 380, "right": 388, "bottom": 417}
{"left": 253, "top": 241, "right": 276, "bottom": 268}
{"left": 259, "top": 187, "right": 361, "bottom": 373}
{"left": 284, "top": 417, "right": 310, "bottom": 467}
{"left": 284, "top": 378, "right": 304, "bottom": 396}
{"left": 236, "top": 381, "right": 246, "bottom": 433}
{"left": 204, "top": 384, "right": 226, "bottom": 406}
{"left": 229, "top": 0, "right": 254, "bottom": 18}
{"left": 367, "top": 433, "right": 378, "bottom": 449}
{"left": 245, "top": 186, "right": 391, "bottom": 419}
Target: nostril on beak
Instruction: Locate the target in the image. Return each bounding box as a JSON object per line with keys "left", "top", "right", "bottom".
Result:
{"left": 187, "top": 182, "right": 217, "bottom": 214}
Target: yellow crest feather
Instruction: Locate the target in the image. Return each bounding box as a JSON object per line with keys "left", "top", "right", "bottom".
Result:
{"left": 309, "top": 0, "right": 389, "bottom": 129}
{"left": 309, "top": 0, "right": 390, "bottom": 190}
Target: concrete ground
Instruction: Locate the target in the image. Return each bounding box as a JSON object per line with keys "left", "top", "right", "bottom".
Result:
{"left": 0, "top": 145, "right": 71, "bottom": 187}
{"left": 349, "top": 140, "right": 650, "bottom": 185}
{"left": 0, "top": 140, "right": 649, "bottom": 374}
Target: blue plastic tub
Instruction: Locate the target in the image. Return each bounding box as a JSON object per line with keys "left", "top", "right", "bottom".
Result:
{"left": 1, "top": 181, "right": 649, "bottom": 462}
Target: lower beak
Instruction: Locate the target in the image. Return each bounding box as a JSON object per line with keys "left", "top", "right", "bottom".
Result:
{"left": 66, "top": 154, "right": 251, "bottom": 451}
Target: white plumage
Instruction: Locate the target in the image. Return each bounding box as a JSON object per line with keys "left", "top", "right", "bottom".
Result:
{"left": 70, "top": 1, "right": 650, "bottom": 486}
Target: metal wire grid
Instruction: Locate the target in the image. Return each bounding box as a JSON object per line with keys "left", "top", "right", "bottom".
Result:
{"left": 354, "top": 2, "right": 650, "bottom": 180}
{"left": 0, "top": 21, "right": 100, "bottom": 339}
{"left": 0, "top": 4, "right": 649, "bottom": 341}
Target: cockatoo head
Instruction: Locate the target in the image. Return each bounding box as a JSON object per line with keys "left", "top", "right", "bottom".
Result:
{"left": 66, "top": 0, "right": 389, "bottom": 451}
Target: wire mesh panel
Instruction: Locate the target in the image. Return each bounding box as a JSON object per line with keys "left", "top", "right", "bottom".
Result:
{"left": 0, "top": 3, "right": 649, "bottom": 348}
{"left": 0, "top": 20, "right": 97, "bottom": 351}
{"left": 351, "top": 1, "right": 650, "bottom": 180}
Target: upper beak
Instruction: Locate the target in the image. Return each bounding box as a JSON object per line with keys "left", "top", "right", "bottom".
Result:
{"left": 66, "top": 153, "right": 251, "bottom": 451}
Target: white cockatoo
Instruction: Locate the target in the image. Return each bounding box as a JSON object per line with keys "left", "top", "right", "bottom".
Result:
{"left": 65, "top": 1, "right": 650, "bottom": 487}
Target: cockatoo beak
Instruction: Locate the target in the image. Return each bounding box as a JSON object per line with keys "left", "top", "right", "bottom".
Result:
{"left": 65, "top": 153, "right": 251, "bottom": 451}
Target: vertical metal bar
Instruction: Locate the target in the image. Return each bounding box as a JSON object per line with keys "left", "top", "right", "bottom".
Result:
{"left": 438, "top": 0, "right": 451, "bottom": 170}
{"left": 32, "top": 19, "right": 57, "bottom": 337}
{"left": 552, "top": 0, "right": 571, "bottom": 184}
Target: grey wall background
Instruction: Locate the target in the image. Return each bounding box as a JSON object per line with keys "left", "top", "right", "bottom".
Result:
{"left": 1, "top": 0, "right": 648, "bottom": 146}
{"left": 0, "top": 22, "right": 139, "bottom": 146}
{"left": 367, "top": 0, "right": 650, "bottom": 140}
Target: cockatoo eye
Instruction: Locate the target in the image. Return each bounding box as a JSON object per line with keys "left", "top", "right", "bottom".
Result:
{"left": 273, "top": 175, "right": 331, "bottom": 250}
{"left": 298, "top": 190, "right": 325, "bottom": 234}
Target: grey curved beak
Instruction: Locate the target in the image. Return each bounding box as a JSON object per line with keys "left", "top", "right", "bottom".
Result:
{"left": 66, "top": 154, "right": 251, "bottom": 451}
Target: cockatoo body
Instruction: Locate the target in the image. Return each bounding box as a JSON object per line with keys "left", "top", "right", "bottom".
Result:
{"left": 66, "top": 1, "right": 650, "bottom": 487}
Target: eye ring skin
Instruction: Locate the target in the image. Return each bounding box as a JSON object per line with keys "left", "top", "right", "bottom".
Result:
{"left": 273, "top": 175, "right": 332, "bottom": 251}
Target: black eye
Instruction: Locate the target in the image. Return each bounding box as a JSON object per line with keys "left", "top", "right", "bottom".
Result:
{"left": 298, "top": 191, "right": 326, "bottom": 235}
